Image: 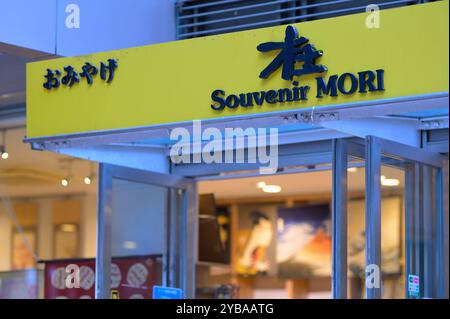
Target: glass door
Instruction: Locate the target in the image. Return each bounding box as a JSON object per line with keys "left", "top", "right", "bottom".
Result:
{"left": 332, "top": 136, "right": 448, "bottom": 299}
{"left": 403, "top": 161, "right": 447, "bottom": 299}
{"left": 95, "top": 164, "right": 197, "bottom": 299}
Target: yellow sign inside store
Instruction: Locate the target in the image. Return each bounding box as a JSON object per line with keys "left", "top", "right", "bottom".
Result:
{"left": 26, "top": 1, "right": 449, "bottom": 138}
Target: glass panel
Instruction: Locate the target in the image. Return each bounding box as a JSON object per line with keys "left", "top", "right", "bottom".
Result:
{"left": 110, "top": 178, "right": 167, "bottom": 299}
{"left": 345, "top": 140, "right": 445, "bottom": 300}
{"left": 404, "top": 163, "right": 442, "bottom": 299}
{"left": 196, "top": 168, "right": 334, "bottom": 299}
{"left": 347, "top": 159, "right": 366, "bottom": 299}
{"left": 347, "top": 161, "right": 413, "bottom": 299}
{"left": 0, "top": 200, "right": 42, "bottom": 299}
{"left": 380, "top": 165, "right": 404, "bottom": 299}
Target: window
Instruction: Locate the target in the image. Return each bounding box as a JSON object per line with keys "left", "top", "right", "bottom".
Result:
{"left": 177, "top": 0, "right": 437, "bottom": 39}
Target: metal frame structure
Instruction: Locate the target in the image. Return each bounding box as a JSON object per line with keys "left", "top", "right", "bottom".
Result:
{"left": 92, "top": 133, "right": 448, "bottom": 299}
{"left": 364, "top": 136, "right": 382, "bottom": 299}
{"left": 341, "top": 136, "right": 447, "bottom": 299}
{"left": 403, "top": 160, "right": 448, "bottom": 299}
{"left": 25, "top": 93, "right": 448, "bottom": 151}
{"left": 176, "top": 0, "right": 430, "bottom": 39}
{"left": 95, "top": 163, "right": 196, "bottom": 299}
{"left": 23, "top": 92, "right": 448, "bottom": 299}
{"left": 331, "top": 139, "right": 348, "bottom": 298}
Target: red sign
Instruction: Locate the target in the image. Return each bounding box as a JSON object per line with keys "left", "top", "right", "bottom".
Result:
{"left": 43, "top": 255, "right": 157, "bottom": 299}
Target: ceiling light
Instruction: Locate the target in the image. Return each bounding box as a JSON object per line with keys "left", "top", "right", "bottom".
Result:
{"left": 347, "top": 167, "right": 358, "bottom": 173}
{"left": 1, "top": 150, "right": 8, "bottom": 160}
{"left": 1, "top": 130, "right": 8, "bottom": 160}
{"left": 60, "top": 159, "right": 74, "bottom": 187}
{"left": 60, "top": 224, "right": 77, "bottom": 232}
{"left": 84, "top": 176, "right": 92, "bottom": 185}
{"left": 262, "top": 184, "right": 282, "bottom": 193}
{"left": 256, "top": 181, "right": 266, "bottom": 188}
{"left": 61, "top": 178, "right": 70, "bottom": 187}
{"left": 84, "top": 161, "right": 96, "bottom": 185}
{"left": 381, "top": 178, "right": 400, "bottom": 187}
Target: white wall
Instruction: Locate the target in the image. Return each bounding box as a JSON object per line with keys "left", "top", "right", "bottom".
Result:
{"left": 80, "top": 193, "right": 97, "bottom": 258}
{"left": 111, "top": 179, "right": 166, "bottom": 257}
{"left": 0, "top": 194, "right": 98, "bottom": 272}
{"left": 37, "top": 199, "right": 53, "bottom": 261}
{"left": 0, "top": 205, "right": 12, "bottom": 271}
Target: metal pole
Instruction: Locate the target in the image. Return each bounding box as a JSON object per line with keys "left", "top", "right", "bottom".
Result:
{"left": 163, "top": 187, "right": 172, "bottom": 287}
{"left": 169, "top": 188, "right": 182, "bottom": 288}
{"left": 436, "top": 161, "right": 448, "bottom": 299}
{"left": 435, "top": 166, "right": 443, "bottom": 298}
{"left": 404, "top": 163, "right": 415, "bottom": 299}
{"left": 184, "top": 182, "right": 198, "bottom": 299}
{"left": 442, "top": 160, "right": 449, "bottom": 298}
{"left": 95, "top": 163, "right": 112, "bottom": 299}
{"left": 422, "top": 165, "right": 434, "bottom": 298}
{"left": 413, "top": 164, "right": 424, "bottom": 298}
{"left": 180, "top": 189, "right": 188, "bottom": 297}
{"left": 365, "top": 136, "right": 382, "bottom": 299}
{"left": 331, "top": 139, "right": 348, "bottom": 299}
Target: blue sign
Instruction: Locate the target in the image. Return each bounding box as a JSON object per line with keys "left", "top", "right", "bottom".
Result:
{"left": 152, "top": 286, "right": 183, "bottom": 299}
{"left": 408, "top": 274, "right": 420, "bottom": 297}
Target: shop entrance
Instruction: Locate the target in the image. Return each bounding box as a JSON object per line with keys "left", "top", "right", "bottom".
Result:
{"left": 24, "top": 92, "right": 448, "bottom": 300}
{"left": 169, "top": 135, "right": 447, "bottom": 299}
{"left": 95, "top": 164, "right": 197, "bottom": 299}
{"left": 333, "top": 136, "right": 447, "bottom": 299}
{"left": 87, "top": 132, "right": 447, "bottom": 299}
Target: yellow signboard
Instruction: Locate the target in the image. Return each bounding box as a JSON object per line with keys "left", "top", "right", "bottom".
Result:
{"left": 26, "top": 1, "right": 449, "bottom": 138}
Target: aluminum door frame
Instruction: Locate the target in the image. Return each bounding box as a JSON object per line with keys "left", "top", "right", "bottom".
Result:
{"left": 95, "top": 163, "right": 196, "bottom": 299}
{"left": 332, "top": 136, "right": 447, "bottom": 299}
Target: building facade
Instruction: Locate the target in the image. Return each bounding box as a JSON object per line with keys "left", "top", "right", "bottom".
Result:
{"left": 0, "top": 0, "right": 448, "bottom": 299}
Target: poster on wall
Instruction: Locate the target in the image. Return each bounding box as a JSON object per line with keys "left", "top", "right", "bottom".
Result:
{"left": 277, "top": 204, "right": 332, "bottom": 278}
{"left": 236, "top": 205, "right": 278, "bottom": 276}
{"left": 43, "top": 255, "right": 158, "bottom": 299}
{"left": 348, "top": 197, "right": 402, "bottom": 277}
{"left": 54, "top": 224, "right": 79, "bottom": 259}
{"left": 12, "top": 229, "right": 37, "bottom": 270}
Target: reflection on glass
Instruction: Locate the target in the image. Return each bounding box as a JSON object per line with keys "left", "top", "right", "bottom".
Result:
{"left": 110, "top": 179, "right": 166, "bottom": 299}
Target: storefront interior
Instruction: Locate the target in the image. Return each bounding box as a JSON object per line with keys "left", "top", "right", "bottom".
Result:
{"left": 0, "top": 129, "right": 406, "bottom": 299}
{"left": 1, "top": 103, "right": 448, "bottom": 300}
{"left": 0, "top": 127, "right": 98, "bottom": 298}
{"left": 196, "top": 166, "right": 405, "bottom": 299}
